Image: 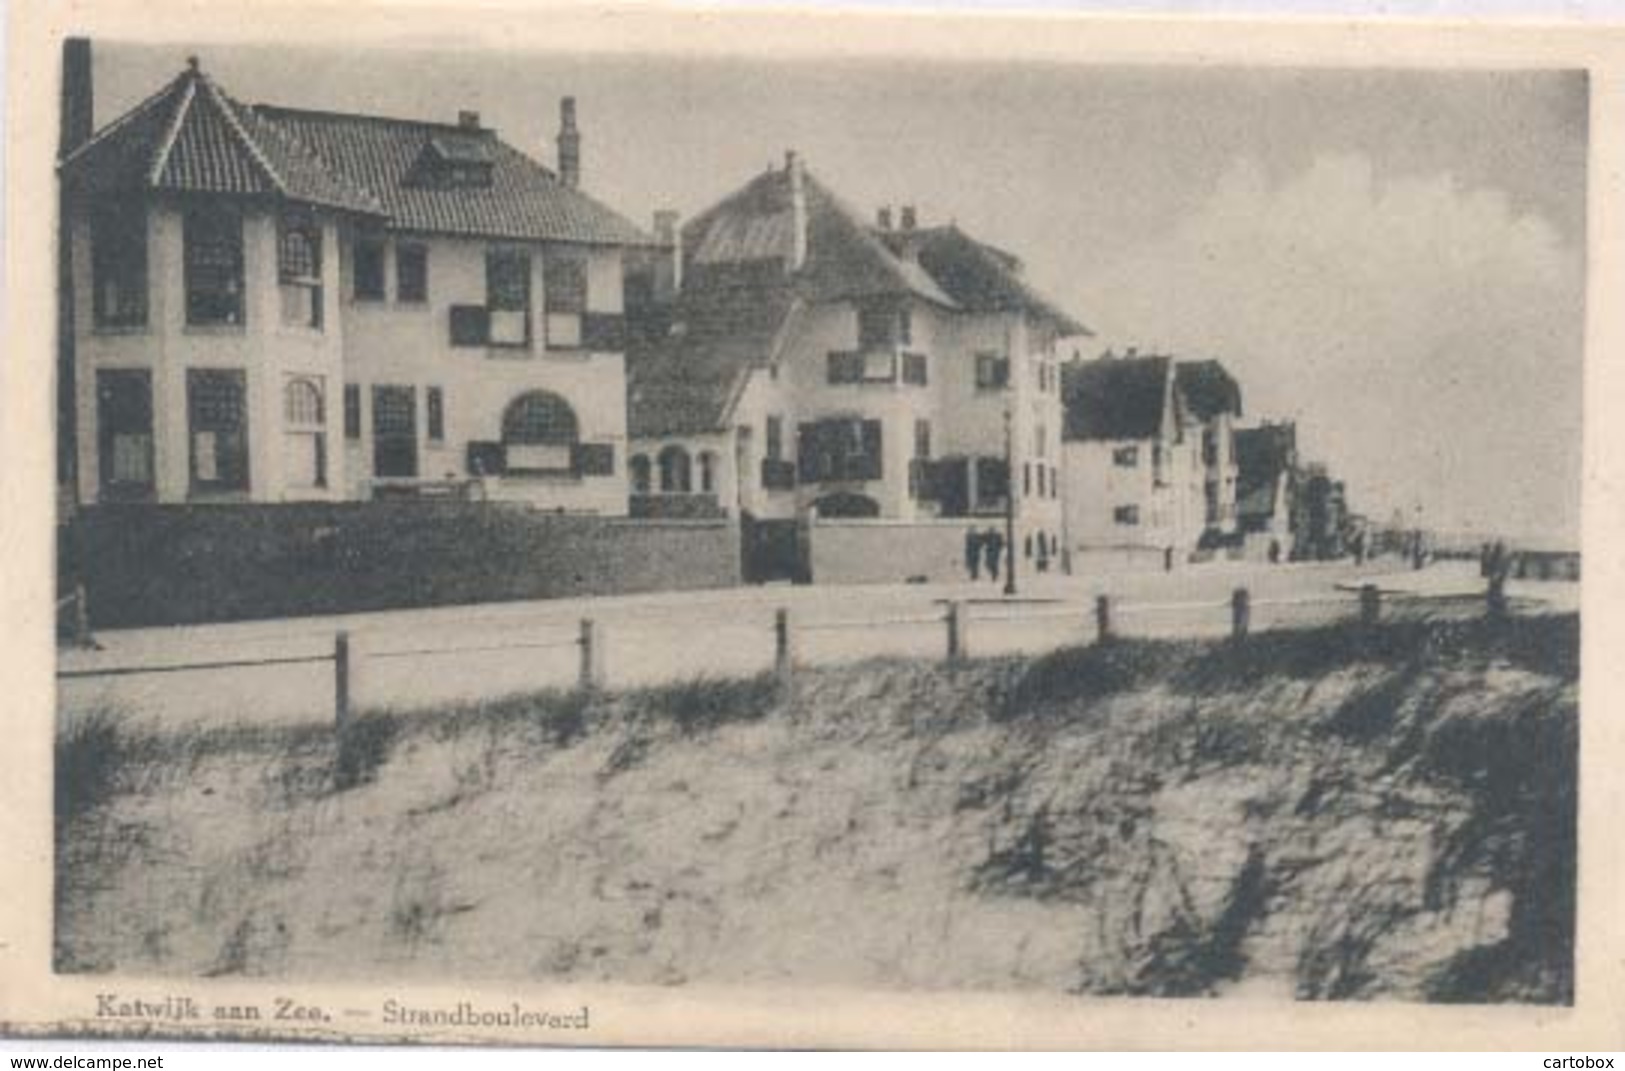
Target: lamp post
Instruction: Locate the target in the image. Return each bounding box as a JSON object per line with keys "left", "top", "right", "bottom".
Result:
{"left": 1004, "top": 402, "right": 1017, "bottom": 597}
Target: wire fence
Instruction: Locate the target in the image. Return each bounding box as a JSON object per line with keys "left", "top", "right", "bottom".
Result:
{"left": 57, "top": 578, "right": 1532, "bottom": 732}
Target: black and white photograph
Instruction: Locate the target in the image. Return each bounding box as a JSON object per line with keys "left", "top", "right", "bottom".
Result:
{"left": 3, "top": 0, "right": 1614, "bottom": 1051}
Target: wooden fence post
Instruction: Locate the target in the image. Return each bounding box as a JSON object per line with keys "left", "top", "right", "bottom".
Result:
{"left": 334, "top": 630, "right": 351, "bottom": 734}
{"left": 578, "top": 618, "right": 602, "bottom": 690}
{"left": 1359, "top": 584, "right": 1381, "bottom": 628}
{"left": 72, "top": 582, "right": 90, "bottom": 648}
{"left": 774, "top": 608, "right": 794, "bottom": 689}
{"left": 1230, "top": 587, "right": 1251, "bottom": 640}
{"left": 1487, "top": 575, "right": 1509, "bottom": 622}
{"left": 1095, "top": 595, "right": 1113, "bottom": 644}
{"left": 945, "top": 600, "right": 965, "bottom": 663}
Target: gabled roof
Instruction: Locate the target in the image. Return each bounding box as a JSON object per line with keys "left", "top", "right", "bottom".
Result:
{"left": 260, "top": 106, "right": 651, "bottom": 246}
{"left": 682, "top": 164, "right": 955, "bottom": 308}
{"left": 1175, "top": 359, "right": 1243, "bottom": 421}
{"left": 627, "top": 263, "right": 801, "bottom": 438}
{"left": 1235, "top": 423, "right": 1298, "bottom": 518}
{"left": 1061, "top": 355, "right": 1174, "bottom": 442}
{"left": 59, "top": 60, "right": 384, "bottom": 216}
{"left": 60, "top": 59, "right": 651, "bottom": 247}
{"left": 883, "top": 224, "right": 1090, "bottom": 338}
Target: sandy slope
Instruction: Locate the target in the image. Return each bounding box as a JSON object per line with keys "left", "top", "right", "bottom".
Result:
{"left": 55, "top": 616, "right": 1577, "bottom": 1001}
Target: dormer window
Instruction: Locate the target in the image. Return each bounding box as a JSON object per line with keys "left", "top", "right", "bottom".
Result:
{"left": 410, "top": 135, "right": 495, "bottom": 190}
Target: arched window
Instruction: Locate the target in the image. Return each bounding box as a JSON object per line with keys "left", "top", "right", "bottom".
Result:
{"left": 630, "top": 454, "right": 652, "bottom": 495}
{"left": 282, "top": 376, "right": 326, "bottom": 489}
{"left": 658, "top": 445, "right": 692, "bottom": 493}
{"left": 284, "top": 377, "right": 324, "bottom": 427}
{"left": 503, "top": 390, "right": 577, "bottom": 472}
{"left": 698, "top": 451, "right": 718, "bottom": 494}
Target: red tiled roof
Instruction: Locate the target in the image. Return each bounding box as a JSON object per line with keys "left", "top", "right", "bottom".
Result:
{"left": 1061, "top": 355, "right": 1174, "bottom": 442}
{"left": 883, "top": 224, "right": 1090, "bottom": 338}
{"left": 59, "top": 62, "right": 384, "bottom": 216}
{"left": 682, "top": 165, "right": 956, "bottom": 308}
{"left": 628, "top": 263, "right": 802, "bottom": 438}
{"left": 60, "top": 60, "right": 650, "bottom": 247}
{"left": 259, "top": 106, "right": 651, "bottom": 246}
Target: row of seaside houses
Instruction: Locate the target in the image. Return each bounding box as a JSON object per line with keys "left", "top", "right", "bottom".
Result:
{"left": 57, "top": 49, "right": 1341, "bottom": 583}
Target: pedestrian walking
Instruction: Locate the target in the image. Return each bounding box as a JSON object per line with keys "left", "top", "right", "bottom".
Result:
{"left": 984, "top": 526, "right": 1005, "bottom": 584}
{"left": 964, "top": 527, "right": 983, "bottom": 581}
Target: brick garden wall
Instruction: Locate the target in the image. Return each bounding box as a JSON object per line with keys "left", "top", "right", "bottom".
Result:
{"left": 64, "top": 503, "right": 741, "bottom": 629}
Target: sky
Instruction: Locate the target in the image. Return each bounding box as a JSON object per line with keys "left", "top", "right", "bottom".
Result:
{"left": 92, "top": 41, "right": 1588, "bottom": 544}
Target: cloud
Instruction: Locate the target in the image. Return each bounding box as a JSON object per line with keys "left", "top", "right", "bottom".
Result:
{"left": 1074, "top": 153, "right": 1583, "bottom": 543}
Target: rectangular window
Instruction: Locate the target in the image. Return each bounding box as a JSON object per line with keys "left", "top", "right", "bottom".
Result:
{"left": 975, "top": 352, "right": 1009, "bottom": 390}
{"left": 797, "top": 418, "right": 882, "bottom": 482}
{"left": 766, "top": 415, "right": 784, "bottom": 461}
{"left": 90, "top": 204, "right": 147, "bottom": 328}
{"left": 487, "top": 249, "right": 532, "bottom": 347}
{"left": 862, "top": 349, "right": 896, "bottom": 382}
{"left": 975, "top": 456, "right": 1009, "bottom": 509}
{"left": 278, "top": 214, "right": 323, "bottom": 330}
{"left": 282, "top": 375, "right": 327, "bottom": 489}
{"left": 187, "top": 369, "right": 250, "bottom": 494}
{"left": 396, "top": 243, "right": 428, "bottom": 303}
{"left": 427, "top": 386, "right": 445, "bottom": 442}
{"left": 914, "top": 419, "right": 931, "bottom": 459}
{"left": 1115, "top": 505, "right": 1141, "bottom": 526}
{"left": 1113, "top": 445, "right": 1139, "bottom": 468}
{"left": 902, "top": 352, "right": 929, "bottom": 386}
{"left": 353, "top": 238, "right": 386, "bottom": 300}
{"left": 1153, "top": 444, "right": 1169, "bottom": 487}
{"left": 344, "top": 384, "right": 361, "bottom": 440}
{"left": 95, "top": 370, "right": 154, "bottom": 501}
{"left": 857, "top": 306, "right": 895, "bottom": 350}
{"left": 184, "top": 207, "right": 245, "bottom": 326}
{"left": 1037, "top": 464, "right": 1047, "bottom": 498}
{"left": 827, "top": 351, "right": 863, "bottom": 384}
{"left": 544, "top": 249, "right": 587, "bottom": 349}
{"left": 1023, "top": 462, "right": 1032, "bottom": 498}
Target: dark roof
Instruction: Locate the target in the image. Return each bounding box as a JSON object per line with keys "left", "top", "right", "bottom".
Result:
{"left": 59, "top": 62, "right": 383, "bottom": 215}
{"left": 60, "top": 60, "right": 649, "bottom": 247}
{"left": 682, "top": 164, "right": 954, "bottom": 307}
{"left": 1175, "top": 360, "right": 1242, "bottom": 421}
{"left": 1235, "top": 424, "right": 1298, "bottom": 518}
{"left": 260, "top": 106, "right": 650, "bottom": 246}
{"left": 886, "top": 225, "right": 1089, "bottom": 337}
{"left": 1061, "top": 355, "right": 1173, "bottom": 442}
{"left": 627, "top": 264, "right": 801, "bottom": 438}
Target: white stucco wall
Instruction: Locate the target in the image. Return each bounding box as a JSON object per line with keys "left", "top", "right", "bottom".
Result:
{"left": 72, "top": 202, "right": 347, "bottom": 506}
{"left": 336, "top": 229, "right": 628, "bottom": 514}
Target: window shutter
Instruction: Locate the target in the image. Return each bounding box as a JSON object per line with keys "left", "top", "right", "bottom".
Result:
{"left": 571, "top": 442, "right": 615, "bottom": 477}
{"left": 797, "top": 424, "right": 819, "bottom": 482}
{"left": 861, "top": 420, "right": 883, "bottom": 481}
{"left": 450, "top": 305, "right": 489, "bottom": 346}
{"left": 581, "top": 313, "right": 627, "bottom": 352}
{"left": 466, "top": 441, "right": 507, "bottom": 476}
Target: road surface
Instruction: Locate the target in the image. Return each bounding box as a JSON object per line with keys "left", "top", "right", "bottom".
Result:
{"left": 57, "top": 558, "right": 1573, "bottom": 732}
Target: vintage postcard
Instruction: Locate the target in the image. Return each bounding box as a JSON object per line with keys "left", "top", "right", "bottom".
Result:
{"left": 2, "top": 0, "right": 1622, "bottom": 1050}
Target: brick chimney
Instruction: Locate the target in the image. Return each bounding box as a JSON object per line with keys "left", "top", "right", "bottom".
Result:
{"left": 652, "top": 209, "right": 682, "bottom": 298}
{"left": 458, "top": 110, "right": 481, "bottom": 130}
{"left": 876, "top": 206, "right": 892, "bottom": 231}
{"left": 60, "top": 37, "right": 93, "bottom": 157}
{"left": 900, "top": 205, "right": 917, "bottom": 231}
{"left": 785, "top": 150, "right": 807, "bottom": 273}
{"left": 557, "top": 96, "right": 580, "bottom": 188}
